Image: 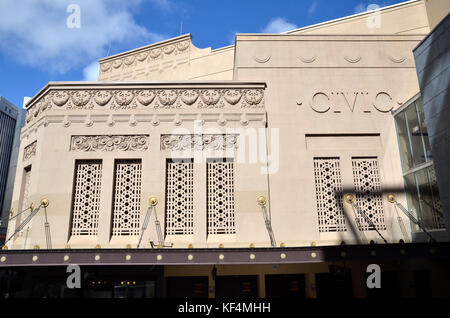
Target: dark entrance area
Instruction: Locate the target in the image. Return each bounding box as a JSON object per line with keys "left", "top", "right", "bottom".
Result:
{"left": 366, "top": 270, "right": 400, "bottom": 298}
{"left": 215, "top": 275, "right": 258, "bottom": 298}
{"left": 0, "top": 265, "right": 163, "bottom": 298}
{"left": 166, "top": 276, "right": 208, "bottom": 298}
{"left": 265, "top": 274, "right": 306, "bottom": 298}
{"left": 413, "top": 270, "right": 432, "bottom": 298}
{"left": 316, "top": 267, "right": 352, "bottom": 298}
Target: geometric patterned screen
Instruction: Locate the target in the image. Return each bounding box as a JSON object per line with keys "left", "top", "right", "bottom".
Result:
{"left": 70, "top": 160, "right": 103, "bottom": 236}
{"left": 111, "top": 159, "right": 142, "bottom": 236}
{"left": 207, "top": 159, "right": 236, "bottom": 235}
{"left": 165, "top": 159, "right": 194, "bottom": 235}
{"left": 313, "top": 157, "right": 346, "bottom": 232}
{"left": 351, "top": 157, "right": 386, "bottom": 231}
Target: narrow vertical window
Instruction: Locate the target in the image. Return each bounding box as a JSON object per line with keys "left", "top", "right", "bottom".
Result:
{"left": 313, "top": 157, "right": 346, "bottom": 232}
{"left": 165, "top": 159, "right": 194, "bottom": 235}
{"left": 207, "top": 158, "right": 235, "bottom": 235}
{"left": 111, "top": 159, "right": 142, "bottom": 236}
{"left": 351, "top": 157, "right": 386, "bottom": 231}
{"left": 16, "top": 166, "right": 31, "bottom": 230}
{"left": 70, "top": 160, "right": 102, "bottom": 236}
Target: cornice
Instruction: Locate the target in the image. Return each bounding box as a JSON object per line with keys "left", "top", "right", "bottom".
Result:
{"left": 235, "top": 34, "right": 427, "bottom": 41}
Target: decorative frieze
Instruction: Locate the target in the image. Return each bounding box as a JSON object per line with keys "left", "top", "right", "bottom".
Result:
{"left": 99, "top": 39, "right": 190, "bottom": 75}
{"left": 26, "top": 87, "right": 265, "bottom": 124}
{"left": 344, "top": 55, "right": 362, "bottom": 63}
{"left": 160, "top": 134, "right": 238, "bottom": 151}
{"left": 253, "top": 54, "right": 271, "bottom": 63}
{"left": 298, "top": 55, "right": 317, "bottom": 63}
{"left": 23, "top": 141, "right": 37, "bottom": 161}
{"left": 388, "top": 55, "right": 406, "bottom": 63}
{"left": 71, "top": 135, "right": 149, "bottom": 152}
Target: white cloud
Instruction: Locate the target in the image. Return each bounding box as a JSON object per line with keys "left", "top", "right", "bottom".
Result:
{"left": 227, "top": 30, "right": 239, "bottom": 45}
{"left": 82, "top": 61, "right": 100, "bottom": 81}
{"left": 22, "top": 97, "right": 32, "bottom": 109}
{"left": 149, "top": 0, "right": 174, "bottom": 12}
{"left": 0, "top": 0, "right": 168, "bottom": 74}
{"left": 308, "top": 0, "right": 319, "bottom": 16}
{"left": 262, "top": 17, "right": 298, "bottom": 33}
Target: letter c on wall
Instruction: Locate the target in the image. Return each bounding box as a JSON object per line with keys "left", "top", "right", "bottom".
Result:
{"left": 311, "top": 92, "right": 331, "bottom": 113}
{"left": 373, "top": 92, "right": 393, "bottom": 112}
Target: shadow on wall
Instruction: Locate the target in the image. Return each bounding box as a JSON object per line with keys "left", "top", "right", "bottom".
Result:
{"left": 333, "top": 185, "right": 442, "bottom": 244}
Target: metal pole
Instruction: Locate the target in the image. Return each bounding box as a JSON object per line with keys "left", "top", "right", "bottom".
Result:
{"left": 2, "top": 205, "right": 41, "bottom": 248}
{"left": 1, "top": 198, "right": 50, "bottom": 249}
{"left": 262, "top": 205, "right": 276, "bottom": 247}
{"left": 44, "top": 206, "right": 52, "bottom": 249}
{"left": 137, "top": 206, "right": 152, "bottom": 248}
{"left": 154, "top": 206, "right": 164, "bottom": 247}
{"left": 8, "top": 206, "right": 32, "bottom": 220}
{"left": 387, "top": 194, "right": 435, "bottom": 242}
{"left": 352, "top": 203, "right": 388, "bottom": 244}
{"left": 344, "top": 194, "right": 388, "bottom": 244}
{"left": 257, "top": 196, "right": 276, "bottom": 247}
{"left": 39, "top": 199, "right": 51, "bottom": 249}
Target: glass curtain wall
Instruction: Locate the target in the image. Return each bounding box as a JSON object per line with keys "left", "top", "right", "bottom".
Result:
{"left": 394, "top": 95, "right": 445, "bottom": 231}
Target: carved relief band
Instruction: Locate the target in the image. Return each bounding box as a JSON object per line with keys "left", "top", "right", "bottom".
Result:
{"left": 161, "top": 134, "right": 239, "bottom": 151}
{"left": 25, "top": 84, "right": 266, "bottom": 125}
{"left": 71, "top": 135, "right": 149, "bottom": 152}
{"left": 23, "top": 141, "right": 37, "bottom": 161}
{"left": 99, "top": 39, "right": 191, "bottom": 75}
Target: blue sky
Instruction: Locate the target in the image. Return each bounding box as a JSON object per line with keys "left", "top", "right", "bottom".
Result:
{"left": 0, "top": 0, "right": 405, "bottom": 108}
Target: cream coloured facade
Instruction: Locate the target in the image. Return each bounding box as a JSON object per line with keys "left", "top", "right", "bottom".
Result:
{"left": 4, "top": 0, "right": 448, "bottom": 251}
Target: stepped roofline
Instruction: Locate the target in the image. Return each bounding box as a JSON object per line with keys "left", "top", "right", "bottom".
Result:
{"left": 98, "top": 34, "right": 192, "bottom": 63}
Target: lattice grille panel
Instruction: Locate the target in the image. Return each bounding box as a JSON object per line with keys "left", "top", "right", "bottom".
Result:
{"left": 352, "top": 157, "right": 386, "bottom": 231}
{"left": 428, "top": 167, "right": 445, "bottom": 229}
{"left": 70, "top": 160, "right": 102, "bottom": 236}
{"left": 111, "top": 160, "right": 142, "bottom": 236}
{"left": 165, "top": 160, "right": 194, "bottom": 235}
{"left": 313, "top": 158, "right": 346, "bottom": 232}
{"left": 207, "top": 160, "right": 235, "bottom": 235}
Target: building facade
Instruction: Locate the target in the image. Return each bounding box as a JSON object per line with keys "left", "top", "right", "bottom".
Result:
{"left": 1, "top": 0, "right": 449, "bottom": 298}
{"left": 0, "top": 97, "right": 24, "bottom": 243}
